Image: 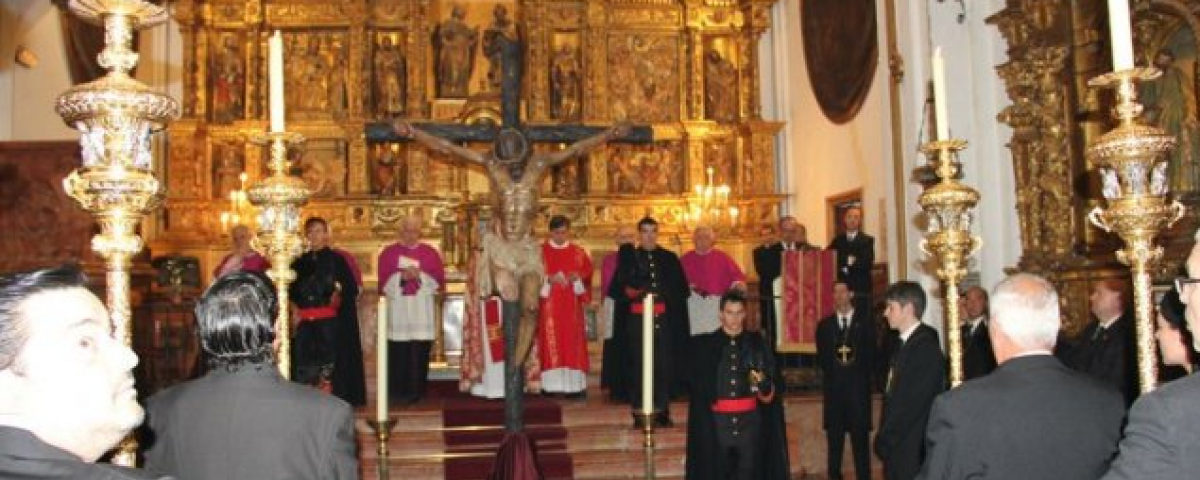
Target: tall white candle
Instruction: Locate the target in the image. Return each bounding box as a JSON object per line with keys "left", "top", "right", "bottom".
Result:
{"left": 377, "top": 295, "right": 389, "bottom": 421}
{"left": 932, "top": 47, "right": 950, "bottom": 141}
{"left": 1107, "top": 0, "right": 1135, "bottom": 71}
{"left": 642, "top": 293, "right": 654, "bottom": 416}
{"left": 268, "top": 30, "right": 286, "bottom": 133}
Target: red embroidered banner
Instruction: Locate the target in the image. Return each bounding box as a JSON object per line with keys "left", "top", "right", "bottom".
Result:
{"left": 778, "top": 250, "right": 835, "bottom": 353}
{"left": 484, "top": 296, "right": 505, "bottom": 363}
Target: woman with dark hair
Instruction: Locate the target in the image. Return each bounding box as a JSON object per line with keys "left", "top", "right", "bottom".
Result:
{"left": 1157, "top": 290, "right": 1196, "bottom": 377}
{"left": 289, "top": 217, "right": 366, "bottom": 406}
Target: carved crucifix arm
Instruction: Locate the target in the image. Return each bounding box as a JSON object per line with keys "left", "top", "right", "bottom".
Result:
{"left": 392, "top": 121, "right": 488, "bottom": 166}
{"left": 540, "top": 122, "right": 632, "bottom": 168}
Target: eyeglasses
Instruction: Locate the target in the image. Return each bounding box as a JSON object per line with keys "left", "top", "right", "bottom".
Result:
{"left": 1174, "top": 277, "right": 1200, "bottom": 294}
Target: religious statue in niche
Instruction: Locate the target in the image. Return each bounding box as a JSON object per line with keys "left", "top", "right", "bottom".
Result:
{"left": 433, "top": 5, "right": 478, "bottom": 99}
{"left": 550, "top": 45, "right": 582, "bottom": 121}
{"left": 210, "top": 34, "right": 244, "bottom": 124}
{"left": 1140, "top": 37, "right": 1200, "bottom": 194}
{"left": 704, "top": 49, "right": 738, "bottom": 122}
{"left": 553, "top": 159, "right": 582, "bottom": 197}
{"left": 212, "top": 144, "right": 243, "bottom": 198}
{"left": 706, "top": 139, "right": 736, "bottom": 186}
{"left": 483, "top": 5, "right": 519, "bottom": 92}
{"left": 374, "top": 34, "right": 407, "bottom": 118}
{"left": 327, "top": 37, "right": 349, "bottom": 119}
{"left": 373, "top": 144, "right": 400, "bottom": 196}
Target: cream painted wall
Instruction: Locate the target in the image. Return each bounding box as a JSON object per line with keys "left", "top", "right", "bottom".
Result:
{"left": 0, "top": 0, "right": 76, "bottom": 140}
{"left": 0, "top": 0, "right": 182, "bottom": 142}
{"left": 762, "top": 0, "right": 1020, "bottom": 335}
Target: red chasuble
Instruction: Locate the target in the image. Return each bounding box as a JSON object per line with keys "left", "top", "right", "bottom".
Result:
{"left": 537, "top": 241, "right": 594, "bottom": 372}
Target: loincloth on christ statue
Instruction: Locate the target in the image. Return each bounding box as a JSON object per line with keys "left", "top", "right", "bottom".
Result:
{"left": 475, "top": 231, "right": 545, "bottom": 297}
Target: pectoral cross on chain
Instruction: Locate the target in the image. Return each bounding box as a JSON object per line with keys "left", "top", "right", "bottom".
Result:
{"left": 837, "top": 344, "right": 853, "bottom": 365}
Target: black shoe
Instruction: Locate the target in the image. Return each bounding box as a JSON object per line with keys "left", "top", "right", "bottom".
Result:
{"left": 654, "top": 413, "right": 674, "bottom": 428}
{"left": 632, "top": 415, "right": 647, "bottom": 429}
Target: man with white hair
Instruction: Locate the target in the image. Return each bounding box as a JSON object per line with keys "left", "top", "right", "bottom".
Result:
{"left": 681, "top": 225, "right": 747, "bottom": 336}
{"left": 0, "top": 266, "right": 170, "bottom": 479}
{"left": 1101, "top": 240, "right": 1200, "bottom": 479}
{"left": 916, "top": 273, "right": 1124, "bottom": 480}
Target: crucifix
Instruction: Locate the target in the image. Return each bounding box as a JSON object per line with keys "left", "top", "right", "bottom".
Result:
{"left": 367, "top": 27, "right": 652, "bottom": 433}
{"left": 837, "top": 344, "right": 854, "bottom": 365}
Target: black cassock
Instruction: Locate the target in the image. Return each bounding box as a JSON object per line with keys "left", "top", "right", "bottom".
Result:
{"left": 686, "top": 328, "right": 789, "bottom": 480}
{"left": 816, "top": 309, "right": 876, "bottom": 480}
{"left": 290, "top": 247, "right": 367, "bottom": 406}
{"left": 607, "top": 244, "right": 690, "bottom": 415}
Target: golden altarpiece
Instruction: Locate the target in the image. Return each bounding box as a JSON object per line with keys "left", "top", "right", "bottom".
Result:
{"left": 989, "top": 0, "right": 1200, "bottom": 334}
{"left": 150, "top": 0, "right": 783, "bottom": 362}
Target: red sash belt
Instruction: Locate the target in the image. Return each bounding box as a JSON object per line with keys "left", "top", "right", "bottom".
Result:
{"left": 712, "top": 397, "right": 757, "bottom": 413}
{"left": 298, "top": 306, "right": 338, "bottom": 322}
{"left": 630, "top": 302, "right": 666, "bottom": 315}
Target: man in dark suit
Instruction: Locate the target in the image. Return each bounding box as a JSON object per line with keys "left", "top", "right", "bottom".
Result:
{"left": 874, "top": 281, "right": 944, "bottom": 480}
{"left": 1060, "top": 278, "right": 1136, "bottom": 404}
{"left": 960, "top": 286, "right": 996, "bottom": 380}
{"left": 0, "top": 266, "right": 169, "bottom": 480}
{"left": 752, "top": 215, "right": 816, "bottom": 346}
{"left": 1101, "top": 240, "right": 1200, "bottom": 480}
{"left": 828, "top": 207, "right": 874, "bottom": 309}
{"left": 144, "top": 272, "right": 358, "bottom": 480}
{"left": 917, "top": 273, "right": 1125, "bottom": 480}
{"left": 817, "top": 282, "right": 876, "bottom": 480}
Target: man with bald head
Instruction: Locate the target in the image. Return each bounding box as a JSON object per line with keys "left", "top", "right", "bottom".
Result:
{"left": 377, "top": 216, "right": 446, "bottom": 404}
{"left": 0, "top": 266, "right": 169, "bottom": 479}
{"left": 916, "top": 273, "right": 1124, "bottom": 480}
{"left": 1101, "top": 238, "right": 1200, "bottom": 479}
{"left": 753, "top": 216, "right": 815, "bottom": 345}
{"left": 681, "top": 225, "right": 747, "bottom": 336}
{"left": 960, "top": 286, "right": 996, "bottom": 380}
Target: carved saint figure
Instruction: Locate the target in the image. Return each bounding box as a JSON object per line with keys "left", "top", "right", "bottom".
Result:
{"left": 374, "top": 35, "right": 407, "bottom": 118}
{"left": 483, "top": 5, "right": 519, "bottom": 92}
{"left": 375, "top": 145, "right": 399, "bottom": 196}
{"left": 704, "top": 50, "right": 738, "bottom": 122}
{"left": 328, "top": 38, "right": 348, "bottom": 119}
{"left": 211, "top": 35, "right": 244, "bottom": 123}
{"left": 392, "top": 120, "right": 629, "bottom": 363}
{"left": 1140, "top": 48, "right": 1200, "bottom": 193}
{"left": 433, "top": 5, "right": 478, "bottom": 98}
{"left": 550, "top": 46, "right": 582, "bottom": 121}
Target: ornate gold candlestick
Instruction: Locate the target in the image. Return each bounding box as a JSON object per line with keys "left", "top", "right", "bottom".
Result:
{"left": 917, "top": 139, "right": 981, "bottom": 388}
{"left": 247, "top": 131, "right": 310, "bottom": 378}
{"left": 54, "top": 0, "right": 179, "bottom": 466}
{"left": 367, "top": 418, "right": 397, "bottom": 480}
{"left": 1086, "top": 67, "right": 1185, "bottom": 395}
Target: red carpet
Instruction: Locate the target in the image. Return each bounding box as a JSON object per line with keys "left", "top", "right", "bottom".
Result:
{"left": 441, "top": 396, "right": 573, "bottom": 480}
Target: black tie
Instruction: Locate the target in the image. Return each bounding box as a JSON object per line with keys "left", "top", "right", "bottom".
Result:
{"left": 1092, "top": 326, "right": 1106, "bottom": 342}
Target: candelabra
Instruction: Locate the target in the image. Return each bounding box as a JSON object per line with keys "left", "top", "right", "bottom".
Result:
{"left": 1086, "top": 67, "right": 1185, "bottom": 395}
{"left": 917, "top": 139, "right": 980, "bottom": 388}
{"left": 219, "top": 172, "right": 251, "bottom": 231}
{"left": 247, "top": 131, "right": 311, "bottom": 378}
{"left": 684, "top": 166, "right": 739, "bottom": 230}
{"left": 54, "top": 0, "right": 179, "bottom": 465}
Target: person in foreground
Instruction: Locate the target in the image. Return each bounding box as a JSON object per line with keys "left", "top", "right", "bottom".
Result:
{"left": 916, "top": 273, "right": 1125, "bottom": 480}
{"left": 685, "top": 290, "right": 789, "bottom": 480}
{"left": 0, "top": 266, "right": 169, "bottom": 480}
{"left": 874, "top": 281, "right": 944, "bottom": 480}
{"left": 816, "top": 282, "right": 875, "bottom": 480}
{"left": 1100, "top": 240, "right": 1200, "bottom": 480}
{"left": 144, "top": 271, "right": 357, "bottom": 480}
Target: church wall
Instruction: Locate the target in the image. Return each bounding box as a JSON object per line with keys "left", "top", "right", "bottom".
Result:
{"left": 0, "top": 0, "right": 76, "bottom": 141}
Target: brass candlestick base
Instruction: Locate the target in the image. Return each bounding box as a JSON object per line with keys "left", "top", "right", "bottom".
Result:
{"left": 367, "top": 418, "right": 398, "bottom": 480}
{"left": 55, "top": 0, "right": 179, "bottom": 466}
{"left": 247, "top": 131, "right": 310, "bottom": 378}
{"left": 918, "top": 139, "right": 981, "bottom": 388}
{"left": 634, "top": 412, "right": 656, "bottom": 479}
{"left": 1086, "top": 67, "right": 1185, "bottom": 395}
